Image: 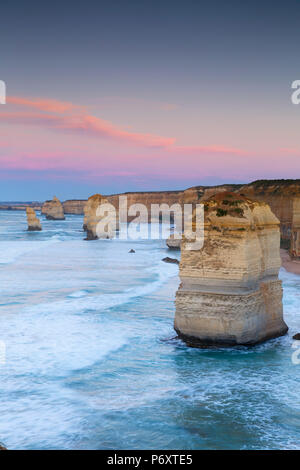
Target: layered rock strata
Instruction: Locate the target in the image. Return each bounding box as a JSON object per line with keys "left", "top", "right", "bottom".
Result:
{"left": 26, "top": 208, "right": 42, "bottom": 231}
{"left": 84, "top": 194, "right": 117, "bottom": 240}
{"left": 175, "top": 192, "right": 288, "bottom": 347}
{"left": 290, "top": 197, "right": 300, "bottom": 258}
{"left": 42, "top": 196, "right": 65, "bottom": 220}
{"left": 238, "top": 180, "right": 300, "bottom": 245}
{"left": 62, "top": 200, "right": 87, "bottom": 215}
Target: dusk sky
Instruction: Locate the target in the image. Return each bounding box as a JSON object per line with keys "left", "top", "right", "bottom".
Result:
{"left": 1, "top": 0, "right": 300, "bottom": 200}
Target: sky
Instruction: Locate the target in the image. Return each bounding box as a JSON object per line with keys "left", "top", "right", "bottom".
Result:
{"left": 1, "top": 0, "right": 300, "bottom": 200}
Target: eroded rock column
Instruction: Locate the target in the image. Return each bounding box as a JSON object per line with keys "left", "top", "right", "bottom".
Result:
{"left": 26, "top": 208, "right": 42, "bottom": 231}
{"left": 84, "top": 194, "right": 117, "bottom": 240}
{"left": 175, "top": 192, "right": 288, "bottom": 347}
{"left": 42, "top": 196, "right": 65, "bottom": 220}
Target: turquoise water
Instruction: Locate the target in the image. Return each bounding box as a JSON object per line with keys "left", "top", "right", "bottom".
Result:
{"left": 0, "top": 210, "right": 299, "bottom": 450}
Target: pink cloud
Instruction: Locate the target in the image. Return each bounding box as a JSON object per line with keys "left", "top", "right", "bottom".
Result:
{"left": 279, "top": 147, "right": 300, "bottom": 156}
{"left": 1, "top": 97, "right": 175, "bottom": 148}
{"left": 170, "top": 145, "right": 247, "bottom": 156}
{"left": 7, "top": 96, "right": 81, "bottom": 114}
{"left": 1, "top": 95, "right": 248, "bottom": 153}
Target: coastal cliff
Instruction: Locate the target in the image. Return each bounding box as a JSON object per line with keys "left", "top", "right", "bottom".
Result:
{"left": 26, "top": 208, "right": 42, "bottom": 231}
{"left": 175, "top": 192, "right": 288, "bottom": 347}
{"left": 290, "top": 197, "right": 300, "bottom": 258}
{"left": 62, "top": 191, "right": 184, "bottom": 219}
{"left": 237, "top": 180, "right": 300, "bottom": 246}
{"left": 62, "top": 200, "right": 87, "bottom": 215}
{"left": 46, "top": 180, "right": 300, "bottom": 254}
{"left": 107, "top": 190, "right": 184, "bottom": 222}
{"left": 183, "top": 184, "right": 242, "bottom": 204}
{"left": 0, "top": 202, "right": 41, "bottom": 211}
{"left": 84, "top": 194, "right": 117, "bottom": 240}
{"left": 42, "top": 196, "right": 65, "bottom": 220}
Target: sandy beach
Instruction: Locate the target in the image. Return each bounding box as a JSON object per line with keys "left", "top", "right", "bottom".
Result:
{"left": 280, "top": 249, "right": 300, "bottom": 275}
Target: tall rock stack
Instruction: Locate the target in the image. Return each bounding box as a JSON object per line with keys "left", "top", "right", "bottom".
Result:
{"left": 42, "top": 196, "right": 65, "bottom": 220}
{"left": 26, "top": 208, "right": 42, "bottom": 231}
{"left": 84, "top": 194, "right": 117, "bottom": 240}
{"left": 175, "top": 192, "right": 288, "bottom": 347}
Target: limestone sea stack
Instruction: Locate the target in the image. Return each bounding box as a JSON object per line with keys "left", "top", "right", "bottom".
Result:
{"left": 42, "top": 196, "right": 65, "bottom": 220}
{"left": 26, "top": 207, "right": 42, "bottom": 231}
{"left": 175, "top": 192, "right": 288, "bottom": 347}
{"left": 84, "top": 194, "right": 117, "bottom": 240}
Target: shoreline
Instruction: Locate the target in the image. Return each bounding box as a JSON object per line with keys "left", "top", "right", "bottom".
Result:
{"left": 280, "top": 249, "right": 300, "bottom": 275}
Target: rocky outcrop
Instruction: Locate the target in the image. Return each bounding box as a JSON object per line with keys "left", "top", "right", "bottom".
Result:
{"left": 42, "top": 196, "right": 65, "bottom": 220}
{"left": 162, "top": 257, "right": 179, "bottom": 264}
{"left": 175, "top": 192, "right": 288, "bottom": 347}
{"left": 84, "top": 194, "right": 117, "bottom": 240}
{"left": 166, "top": 234, "right": 181, "bottom": 249}
{"left": 62, "top": 199, "right": 87, "bottom": 215}
{"left": 26, "top": 208, "right": 42, "bottom": 231}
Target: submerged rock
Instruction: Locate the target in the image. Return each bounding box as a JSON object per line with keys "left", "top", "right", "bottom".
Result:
{"left": 293, "top": 333, "right": 300, "bottom": 340}
{"left": 26, "top": 207, "right": 42, "bottom": 231}
{"left": 175, "top": 192, "right": 288, "bottom": 347}
{"left": 42, "top": 196, "right": 65, "bottom": 220}
{"left": 162, "top": 257, "right": 179, "bottom": 264}
{"left": 0, "top": 442, "right": 7, "bottom": 450}
{"left": 129, "top": 249, "right": 135, "bottom": 253}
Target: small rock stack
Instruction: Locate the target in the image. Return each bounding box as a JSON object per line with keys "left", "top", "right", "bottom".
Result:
{"left": 26, "top": 207, "right": 42, "bottom": 231}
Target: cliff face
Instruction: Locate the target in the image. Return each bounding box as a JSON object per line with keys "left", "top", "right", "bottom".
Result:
{"left": 237, "top": 180, "right": 300, "bottom": 244}
{"left": 62, "top": 191, "right": 184, "bottom": 219}
{"left": 175, "top": 192, "right": 288, "bottom": 347}
{"left": 0, "top": 202, "right": 41, "bottom": 211}
{"left": 107, "top": 191, "right": 184, "bottom": 222}
{"left": 290, "top": 197, "right": 300, "bottom": 258}
{"left": 42, "top": 196, "right": 65, "bottom": 220}
{"left": 26, "top": 208, "right": 42, "bottom": 231}
{"left": 62, "top": 200, "right": 87, "bottom": 215}
{"left": 183, "top": 184, "right": 242, "bottom": 204}
{"left": 84, "top": 194, "right": 117, "bottom": 240}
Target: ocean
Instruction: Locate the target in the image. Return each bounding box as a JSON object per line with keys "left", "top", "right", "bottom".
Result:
{"left": 0, "top": 210, "right": 299, "bottom": 450}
